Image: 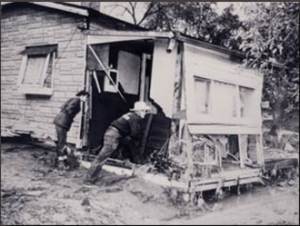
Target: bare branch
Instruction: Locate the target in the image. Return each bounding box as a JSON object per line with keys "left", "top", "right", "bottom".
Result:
{"left": 128, "top": 2, "right": 137, "bottom": 24}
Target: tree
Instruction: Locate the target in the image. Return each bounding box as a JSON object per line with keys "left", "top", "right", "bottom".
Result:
{"left": 237, "top": 2, "right": 299, "bottom": 133}
{"left": 103, "top": 2, "right": 242, "bottom": 49}
{"left": 143, "top": 2, "right": 242, "bottom": 49}
{"left": 101, "top": 2, "right": 159, "bottom": 26}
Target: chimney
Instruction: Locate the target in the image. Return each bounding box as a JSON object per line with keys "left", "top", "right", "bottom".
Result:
{"left": 80, "top": 2, "right": 101, "bottom": 12}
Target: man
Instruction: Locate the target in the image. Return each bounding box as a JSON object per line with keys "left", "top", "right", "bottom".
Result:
{"left": 84, "top": 101, "right": 150, "bottom": 183}
{"left": 53, "top": 90, "right": 89, "bottom": 166}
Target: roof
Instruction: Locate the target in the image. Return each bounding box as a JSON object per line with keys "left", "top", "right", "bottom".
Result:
{"left": 1, "top": 2, "right": 146, "bottom": 31}
{"left": 86, "top": 30, "right": 245, "bottom": 60}
{"left": 1, "top": 2, "right": 245, "bottom": 59}
{"left": 60, "top": 2, "right": 147, "bottom": 31}
{"left": 176, "top": 33, "right": 245, "bottom": 60}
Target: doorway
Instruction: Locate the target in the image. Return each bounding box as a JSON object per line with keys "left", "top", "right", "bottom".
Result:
{"left": 86, "top": 40, "right": 154, "bottom": 150}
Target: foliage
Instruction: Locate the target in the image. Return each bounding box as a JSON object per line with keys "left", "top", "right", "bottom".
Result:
{"left": 143, "top": 2, "right": 242, "bottom": 49}
{"left": 105, "top": 2, "right": 242, "bottom": 49}
{"left": 237, "top": 2, "right": 299, "bottom": 129}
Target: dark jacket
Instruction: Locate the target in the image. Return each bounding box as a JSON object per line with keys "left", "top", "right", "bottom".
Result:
{"left": 111, "top": 112, "right": 143, "bottom": 139}
{"left": 53, "top": 97, "right": 81, "bottom": 131}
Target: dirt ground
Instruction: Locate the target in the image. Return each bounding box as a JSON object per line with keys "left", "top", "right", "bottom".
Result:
{"left": 1, "top": 142, "right": 299, "bottom": 225}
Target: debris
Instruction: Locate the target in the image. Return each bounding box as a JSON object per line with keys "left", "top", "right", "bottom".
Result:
{"left": 211, "top": 203, "right": 223, "bottom": 211}
{"left": 81, "top": 197, "right": 91, "bottom": 206}
{"left": 284, "top": 142, "right": 295, "bottom": 152}
{"left": 277, "top": 181, "right": 286, "bottom": 187}
{"left": 169, "top": 188, "right": 178, "bottom": 201}
{"left": 288, "top": 180, "right": 296, "bottom": 186}
{"left": 182, "top": 193, "right": 190, "bottom": 203}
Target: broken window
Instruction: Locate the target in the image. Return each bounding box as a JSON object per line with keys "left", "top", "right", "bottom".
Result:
{"left": 18, "top": 45, "right": 57, "bottom": 95}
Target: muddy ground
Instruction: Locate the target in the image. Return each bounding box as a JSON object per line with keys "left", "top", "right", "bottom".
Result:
{"left": 1, "top": 142, "right": 299, "bottom": 225}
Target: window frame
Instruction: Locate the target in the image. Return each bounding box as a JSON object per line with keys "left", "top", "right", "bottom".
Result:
{"left": 194, "top": 77, "right": 211, "bottom": 114}
{"left": 103, "top": 69, "right": 119, "bottom": 93}
{"left": 190, "top": 75, "right": 261, "bottom": 127}
{"left": 18, "top": 47, "right": 56, "bottom": 96}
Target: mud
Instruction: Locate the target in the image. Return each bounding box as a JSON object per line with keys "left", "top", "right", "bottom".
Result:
{"left": 1, "top": 142, "right": 299, "bottom": 225}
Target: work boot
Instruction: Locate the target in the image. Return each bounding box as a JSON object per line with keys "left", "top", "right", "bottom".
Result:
{"left": 84, "top": 164, "right": 103, "bottom": 184}
{"left": 83, "top": 175, "right": 98, "bottom": 185}
{"left": 56, "top": 155, "right": 68, "bottom": 170}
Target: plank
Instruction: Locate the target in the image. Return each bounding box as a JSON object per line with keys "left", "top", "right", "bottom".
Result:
{"left": 140, "top": 114, "right": 153, "bottom": 158}
{"left": 239, "top": 135, "right": 248, "bottom": 168}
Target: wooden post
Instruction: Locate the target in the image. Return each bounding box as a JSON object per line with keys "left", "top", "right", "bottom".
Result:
{"left": 93, "top": 70, "right": 101, "bottom": 94}
{"left": 140, "top": 114, "right": 153, "bottom": 159}
{"left": 256, "top": 133, "right": 264, "bottom": 166}
{"left": 76, "top": 68, "right": 88, "bottom": 149}
{"left": 239, "top": 134, "right": 248, "bottom": 168}
{"left": 203, "top": 144, "right": 210, "bottom": 177}
{"left": 140, "top": 54, "right": 150, "bottom": 101}
{"left": 185, "top": 125, "right": 194, "bottom": 180}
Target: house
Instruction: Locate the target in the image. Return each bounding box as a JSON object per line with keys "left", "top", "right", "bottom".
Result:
{"left": 1, "top": 2, "right": 265, "bottom": 192}
{"left": 1, "top": 2, "right": 145, "bottom": 145}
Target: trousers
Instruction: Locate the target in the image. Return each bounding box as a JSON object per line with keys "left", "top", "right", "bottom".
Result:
{"left": 86, "top": 126, "right": 121, "bottom": 180}
{"left": 55, "top": 125, "right": 67, "bottom": 156}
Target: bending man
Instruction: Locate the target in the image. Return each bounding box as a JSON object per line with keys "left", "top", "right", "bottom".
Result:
{"left": 85, "top": 101, "right": 150, "bottom": 184}
{"left": 53, "top": 90, "right": 89, "bottom": 166}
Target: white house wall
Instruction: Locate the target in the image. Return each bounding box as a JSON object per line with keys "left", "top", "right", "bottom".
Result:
{"left": 183, "top": 43, "right": 263, "bottom": 134}
{"left": 150, "top": 39, "right": 178, "bottom": 117}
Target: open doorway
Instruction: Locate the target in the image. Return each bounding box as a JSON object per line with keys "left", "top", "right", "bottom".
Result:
{"left": 86, "top": 40, "right": 154, "bottom": 157}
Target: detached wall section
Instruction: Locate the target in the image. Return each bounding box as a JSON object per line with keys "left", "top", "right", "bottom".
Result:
{"left": 183, "top": 43, "right": 263, "bottom": 135}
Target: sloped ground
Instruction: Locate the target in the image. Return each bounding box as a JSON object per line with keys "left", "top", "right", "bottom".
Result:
{"left": 1, "top": 142, "right": 299, "bottom": 225}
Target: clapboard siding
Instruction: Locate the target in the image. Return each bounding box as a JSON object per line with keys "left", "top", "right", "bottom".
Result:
{"left": 1, "top": 3, "right": 145, "bottom": 144}
{"left": 1, "top": 5, "right": 87, "bottom": 143}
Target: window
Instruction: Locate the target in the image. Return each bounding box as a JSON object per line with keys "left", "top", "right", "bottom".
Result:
{"left": 18, "top": 45, "right": 57, "bottom": 96}
{"left": 239, "top": 86, "right": 256, "bottom": 118}
{"left": 194, "top": 77, "right": 210, "bottom": 114}
{"left": 213, "top": 81, "right": 237, "bottom": 118}
{"left": 104, "top": 69, "right": 119, "bottom": 92}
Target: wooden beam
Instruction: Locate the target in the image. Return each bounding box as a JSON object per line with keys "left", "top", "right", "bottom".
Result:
{"left": 185, "top": 124, "right": 194, "bottom": 180}
{"left": 139, "top": 54, "right": 147, "bottom": 101}
{"left": 88, "top": 45, "right": 127, "bottom": 103}
{"left": 188, "top": 124, "right": 261, "bottom": 135}
{"left": 92, "top": 70, "right": 101, "bottom": 94}
{"left": 256, "top": 134, "right": 264, "bottom": 166}
{"left": 86, "top": 30, "right": 174, "bottom": 38}
{"left": 33, "top": 2, "right": 89, "bottom": 16}
{"left": 87, "top": 35, "right": 152, "bottom": 45}
{"left": 239, "top": 135, "right": 248, "bottom": 169}
{"left": 139, "top": 114, "right": 153, "bottom": 159}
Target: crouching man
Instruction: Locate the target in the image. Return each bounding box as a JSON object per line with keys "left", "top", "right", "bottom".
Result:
{"left": 53, "top": 90, "right": 89, "bottom": 167}
{"left": 84, "top": 101, "right": 150, "bottom": 184}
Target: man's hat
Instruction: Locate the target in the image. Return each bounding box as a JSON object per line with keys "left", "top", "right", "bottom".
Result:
{"left": 130, "top": 101, "right": 151, "bottom": 111}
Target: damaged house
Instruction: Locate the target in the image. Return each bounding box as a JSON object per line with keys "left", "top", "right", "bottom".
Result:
{"left": 1, "top": 2, "right": 265, "bottom": 194}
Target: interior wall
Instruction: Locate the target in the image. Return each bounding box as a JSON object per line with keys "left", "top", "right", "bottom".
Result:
{"left": 117, "top": 50, "right": 141, "bottom": 95}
